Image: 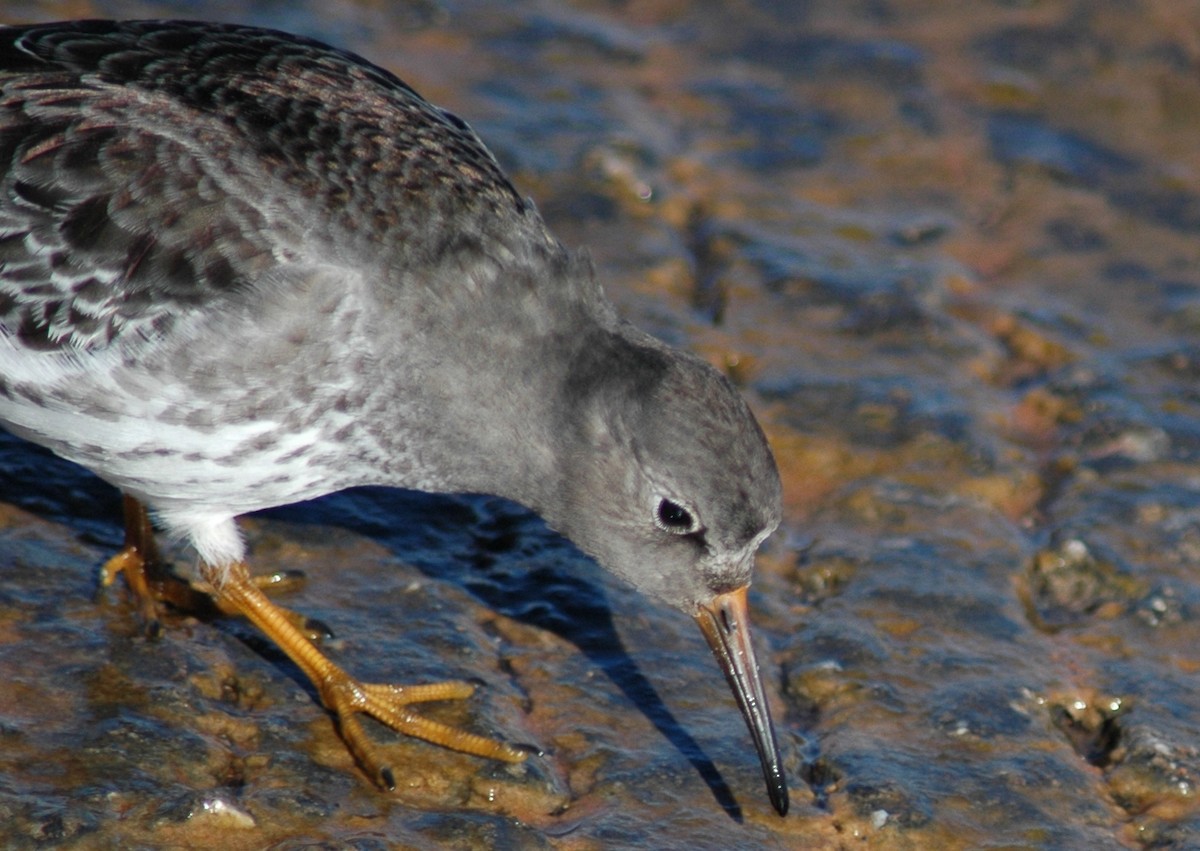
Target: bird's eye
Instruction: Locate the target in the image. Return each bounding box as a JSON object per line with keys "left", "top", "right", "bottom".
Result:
{"left": 656, "top": 498, "right": 695, "bottom": 533}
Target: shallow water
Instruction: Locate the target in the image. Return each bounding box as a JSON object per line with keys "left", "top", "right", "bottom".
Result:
{"left": 2, "top": 0, "right": 1200, "bottom": 848}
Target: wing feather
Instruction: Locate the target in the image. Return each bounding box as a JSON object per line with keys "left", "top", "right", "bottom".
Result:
{"left": 0, "top": 19, "right": 534, "bottom": 355}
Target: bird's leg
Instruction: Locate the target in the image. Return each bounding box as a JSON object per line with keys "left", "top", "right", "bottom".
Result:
{"left": 99, "top": 493, "right": 204, "bottom": 637}
{"left": 100, "top": 493, "right": 328, "bottom": 640}
{"left": 209, "top": 560, "right": 527, "bottom": 789}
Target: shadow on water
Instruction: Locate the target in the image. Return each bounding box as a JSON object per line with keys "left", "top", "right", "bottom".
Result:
{"left": 0, "top": 429, "right": 748, "bottom": 819}
{"left": 466, "top": 540, "right": 748, "bottom": 821}
{"left": 475, "top": 572, "right": 748, "bottom": 820}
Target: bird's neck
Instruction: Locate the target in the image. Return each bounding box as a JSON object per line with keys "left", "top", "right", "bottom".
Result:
{"left": 360, "top": 242, "right": 616, "bottom": 510}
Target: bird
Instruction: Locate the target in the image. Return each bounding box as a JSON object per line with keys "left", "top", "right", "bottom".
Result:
{"left": 0, "top": 19, "right": 788, "bottom": 816}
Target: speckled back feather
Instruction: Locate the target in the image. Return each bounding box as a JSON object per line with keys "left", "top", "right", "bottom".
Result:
{"left": 0, "top": 19, "right": 533, "bottom": 352}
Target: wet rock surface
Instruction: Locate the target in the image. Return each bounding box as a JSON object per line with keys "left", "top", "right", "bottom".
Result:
{"left": 4, "top": 0, "right": 1200, "bottom": 847}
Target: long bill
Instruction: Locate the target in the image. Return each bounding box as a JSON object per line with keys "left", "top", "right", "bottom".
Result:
{"left": 695, "top": 586, "right": 788, "bottom": 817}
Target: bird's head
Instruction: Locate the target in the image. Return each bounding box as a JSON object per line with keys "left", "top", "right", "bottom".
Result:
{"left": 543, "top": 325, "right": 789, "bottom": 815}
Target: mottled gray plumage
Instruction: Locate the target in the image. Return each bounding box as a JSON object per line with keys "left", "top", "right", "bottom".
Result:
{"left": 0, "top": 20, "right": 787, "bottom": 814}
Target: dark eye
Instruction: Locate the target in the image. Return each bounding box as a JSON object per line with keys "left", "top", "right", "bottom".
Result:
{"left": 656, "top": 498, "right": 694, "bottom": 532}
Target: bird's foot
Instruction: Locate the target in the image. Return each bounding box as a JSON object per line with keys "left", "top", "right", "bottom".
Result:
{"left": 103, "top": 494, "right": 329, "bottom": 641}
{"left": 214, "top": 564, "right": 526, "bottom": 788}
{"left": 99, "top": 494, "right": 201, "bottom": 638}
{"left": 321, "top": 677, "right": 527, "bottom": 790}
{"left": 99, "top": 543, "right": 168, "bottom": 638}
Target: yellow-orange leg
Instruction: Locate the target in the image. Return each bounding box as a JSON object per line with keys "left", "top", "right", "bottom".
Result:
{"left": 214, "top": 561, "right": 527, "bottom": 788}
{"left": 100, "top": 494, "right": 328, "bottom": 640}
{"left": 99, "top": 494, "right": 193, "bottom": 637}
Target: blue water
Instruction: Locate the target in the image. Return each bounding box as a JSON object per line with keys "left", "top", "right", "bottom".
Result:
{"left": 2, "top": 1, "right": 1199, "bottom": 847}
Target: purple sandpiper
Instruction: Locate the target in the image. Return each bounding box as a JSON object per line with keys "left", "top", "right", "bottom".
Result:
{"left": 0, "top": 19, "right": 787, "bottom": 815}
